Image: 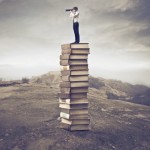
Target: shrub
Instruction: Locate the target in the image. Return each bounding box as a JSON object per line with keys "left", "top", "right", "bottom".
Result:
{"left": 89, "top": 76, "right": 105, "bottom": 89}
{"left": 22, "top": 77, "right": 29, "bottom": 84}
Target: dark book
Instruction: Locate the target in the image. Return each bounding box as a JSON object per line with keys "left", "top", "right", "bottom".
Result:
{"left": 60, "top": 87, "right": 88, "bottom": 94}
{"left": 60, "top": 81, "right": 89, "bottom": 88}
{"left": 60, "top": 60, "right": 88, "bottom": 66}
{"left": 60, "top": 122, "right": 90, "bottom": 131}
{"left": 71, "top": 93, "right": 87, "bottom": 99}
{"left": 71, "top": 87, "right": 89, "bottom": 93}
{"left": 60, "top": 108, "right": 88, "bottom": 115}
{"left": 59, "top": 103, "right": 88, "bottom": 109}
{"left": 60, "top": 65, "right": 88, "bottom": 71}
{"left": 59, "top": 98, "right": 88, "bottom": 104}
{"left": 59, "top": 93, "right": 87, "bottom": 99}
{"left": 61, "top": 118, "right": 90, "bottom": 125}
{"left": 60, "top": 112, "right": 89, "bottom": 119}
{"left": 60, "top": 54, "right": 88, "bottom": 60}
{"left": 61, "top": 49, "right": 90, "bottom": 55}
{"left": 61, "top": 70, "right": 89, "bottom": 76}
{"left": 61, "top": 75, "right": 88, "bottom": 82}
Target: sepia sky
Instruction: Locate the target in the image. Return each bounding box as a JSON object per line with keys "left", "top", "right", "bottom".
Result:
{"left": 0, "top": 0, "right": 150, "bottom": 86}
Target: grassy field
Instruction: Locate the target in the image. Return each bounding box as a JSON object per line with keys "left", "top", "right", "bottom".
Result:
{"left": 0, "top": 84, "right": 150, "bottom": 150}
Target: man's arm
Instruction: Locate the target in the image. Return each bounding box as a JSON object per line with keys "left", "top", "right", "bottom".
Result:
{"left": 70, "top": 11, "right": 79, "bottom": 18}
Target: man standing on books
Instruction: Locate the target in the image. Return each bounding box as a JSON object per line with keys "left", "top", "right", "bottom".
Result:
{"left": 69, "top": 7, "right": 80, "bottom": 44}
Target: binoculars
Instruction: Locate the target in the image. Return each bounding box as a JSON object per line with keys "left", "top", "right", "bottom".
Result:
{"left": 65, "top": 9, "right": 73, "bottom": 12}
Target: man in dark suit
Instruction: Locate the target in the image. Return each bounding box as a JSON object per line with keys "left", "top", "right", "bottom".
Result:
{"left": 70, "top": 7, "right": 80, "bottom": 44}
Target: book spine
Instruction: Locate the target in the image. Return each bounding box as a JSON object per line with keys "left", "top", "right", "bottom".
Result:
{"left": 61, "top": 44, "right": 71, "bottom": 50}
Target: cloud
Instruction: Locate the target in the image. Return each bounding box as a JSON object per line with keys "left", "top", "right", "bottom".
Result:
{"left": 0, "top": 0, "right": 150, "bottom": 85}
{"left": 84, "top": 0, "right": 150, "bottom": 55}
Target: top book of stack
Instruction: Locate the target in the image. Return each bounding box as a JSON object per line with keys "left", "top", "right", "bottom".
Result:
{"left": 61, "top": 43, "right": 90, "bottom": 55}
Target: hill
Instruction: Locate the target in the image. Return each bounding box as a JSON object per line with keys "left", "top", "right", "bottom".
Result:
{"left": 31, "top": 71, "right": 150, "bottom": 106}
{"left": 0, "top": 80, "right": 150, "bottom": 150}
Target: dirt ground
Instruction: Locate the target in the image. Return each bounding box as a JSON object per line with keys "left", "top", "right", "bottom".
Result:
{"left": 0, "top": 84, "right": 150, "bottom": 150}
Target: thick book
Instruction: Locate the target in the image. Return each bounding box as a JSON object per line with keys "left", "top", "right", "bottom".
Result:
{"left": 71, "top": 87, "right": 89, "bottom": 93}
{"left": 61, "top": 43, "right": 89, "bottom": 50}
{"left": 61, "top": 75, "right": 88, "bottom": 82}
{"left": 60, "top": 112, "right": 89, "bottom": 120}
{"left": 59, "top": 93, "right": 87, "bottom": 99}
{"left": 60, "top": 87, "right": 88, "bottom": 94}
{"left": 59, "top": 103, "right": 88, "bottom": 109}
{"left": 71, "top": 43, "right": 89, "bottom": 49}
{"left": 61, "top": 118, "right": 90, "bottom": 125}
{"left": 59, "top": 98, "right": 88, "bottom": 104}
{"left": 71, "top": 93, "right": 87, "bottom": 99}
{"left": 60, "top": 81, "right": 89, "bottom": 88}
{"left": 60, "top": 65, "right": 88, "bottom": 71}
{"left": 60, "top": 123, "right": 90, "bottom": 131}
{"left": 61, "top": 70, "right": 89, "bottom": 76}
{"left": 60, "top": 60, "right": 88, "bottom": 66}
{"left": 60, "top": 108, "right": 88, "bottom": 115}
{"left": 62, "top": 49, "right": 90, "bottom": 55}
{"left": 60, "top": 54, "right": 88, "bottom": 60}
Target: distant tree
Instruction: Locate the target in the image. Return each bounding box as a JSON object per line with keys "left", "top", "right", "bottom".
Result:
{"left": 22, "top": 77, "right": 29, "bottom": 84}
{"left": 0, "top": 78, "right": 3, "bottom": 82}
{"left": 106, "top": 92, "right": 119, "bottom": 99}
{"left": 35, "top": 78, "right": 42, "bottom": 84}
{"left": 89, "top": 76, "right": 105, "bottom": 89}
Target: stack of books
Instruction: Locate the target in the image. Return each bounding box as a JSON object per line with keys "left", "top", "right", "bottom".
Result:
{"left": 59, "top": 43, "right": 90, "bottom": 131}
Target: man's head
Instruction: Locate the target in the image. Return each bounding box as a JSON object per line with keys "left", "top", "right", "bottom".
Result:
{"left": 72, "top": 7, "right": 78, "bottom": 12}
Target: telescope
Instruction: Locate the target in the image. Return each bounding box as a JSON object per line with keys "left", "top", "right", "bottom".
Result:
{"left": 66, "top": 9, "right": 73, "bottom": 12}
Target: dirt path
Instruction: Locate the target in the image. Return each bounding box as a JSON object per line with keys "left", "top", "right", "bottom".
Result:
{"left": 0, "top": 84, "right": 150, "bottom": 150}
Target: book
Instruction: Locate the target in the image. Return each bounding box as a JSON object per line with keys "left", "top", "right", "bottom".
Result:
{"left": 62, "top": 49, "right": 90, "bottom": 55}
{"left": 71, "top": 93, "right": 87, "bottom": 99}
{"left": 60, "top": 108, "right": 88, "bottom": 115}
{"left": 61, "top": 65, "right": 88, "bottom": 71}
{"left": 59, "top": 98, "right": 88, "bottom": 104}
{"left": 61, "top": 44, "right": 70, "bottom": 50}
{"left": 71, "top": 87, "right": 89, "bottom": 93}
{"left": 61, "top": 70, "right": 89, "bottom": 76}
{"left": 60, "top": 54, "right": 70, "bottom": 60}
{"left": 59, "top": 93, "right": 87, "bottom": 99}
{"left": 61, "top": 118, "right": 90, "bottom": 125}
{"left": 60, "top": 123, "right": 90, "bottom": 131}
{"left": 59, "top": 103, "right": 88, "bottom": 109}
{"left": 71, "top": 43, "right": 89, "bottom": 49}
{"left": 61, "top": 43, "right": 89, "bottom": 50}
{"left": 60, "top": 81, "right": 88, "bottom": 88}
{"left": 61, "top": 75, "right": 88, "bottom": 82}
{"left": 60, "top": 60, "right": 88, "bottom": 66}
{"left": 60, "top": 54, "right": 88, "bottom": 60}
{"left": 60, "top": 112, "right": 89, "bottom": 120}
{"left": 70, "top": 54, "right": 88, "bottom": 60}
{"left": 70, "top": 60, "right": 88, "bottom": 65}
{"left": 60, "top": 87, "right": 88, "bottom": 94}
